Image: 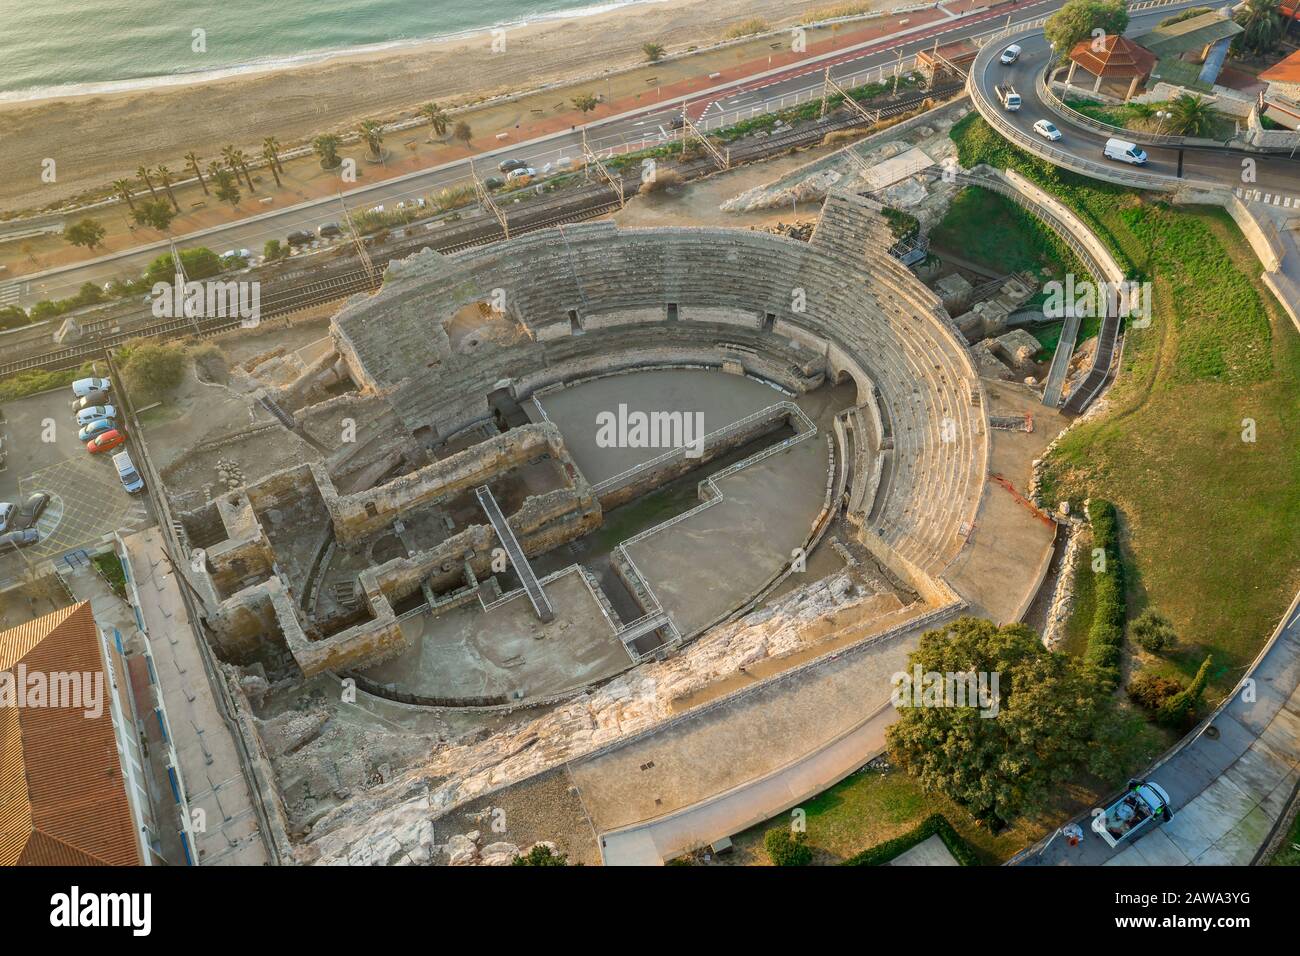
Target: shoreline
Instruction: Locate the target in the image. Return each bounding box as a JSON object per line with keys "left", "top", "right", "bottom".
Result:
{"left": 0, "top": 0, "right": 671, "bottom": 107}
{"left": 0, "top": 0, "right": 843, "bottom": 213}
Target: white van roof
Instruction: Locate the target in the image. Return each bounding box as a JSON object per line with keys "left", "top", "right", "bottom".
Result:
{"left": 1106, "top": 137, "right": 1139, "bottom": 150}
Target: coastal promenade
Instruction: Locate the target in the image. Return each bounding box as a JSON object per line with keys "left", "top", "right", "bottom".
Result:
{"left": 1, "top": 0, "right": 1060, "bottom": 308}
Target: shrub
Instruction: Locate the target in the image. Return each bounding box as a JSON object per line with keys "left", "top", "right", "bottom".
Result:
{"left": 1084, "top": 498, "right": 1126, "bottom": 688}
{"left": 119, "top": 340, "right": 186, "bottom": 400}
{"left": 263, "top": 239, "right": 286, "bottom": 261}
{"left": 1158, "top": 655, "right": 1213, "bottom": 727}
{"left": 0, "top": 305, "right": 29, "bottom": 330}
{"left": 1131, "top": 609, "right": 1176, "bottom": 654}
{"left": 724, "top": 17, "right": 770, "bottom": 39}
{"left": 842, "top": 814, "right": 981, "bottom": 866}
{"left": 764, "top": 827, "right": 813, "bottom": 866}
{"left": 511, "top": 844, "right": 568, "bottom": 866}
{"left": 1127, "top": 670, "right": 1184, "bottom": 711}
{"left": 144, "top": 247, "right": 223, "bottom": 285}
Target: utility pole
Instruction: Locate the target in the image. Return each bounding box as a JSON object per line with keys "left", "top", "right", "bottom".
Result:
{"left": 582, "top": 128, "right": 626, "bottom": 209}
{"left": 469, "top": 161, "right": 510, "bottom": 241}
{"left": 336, "top": 192, "right": 378, "bottom": 286}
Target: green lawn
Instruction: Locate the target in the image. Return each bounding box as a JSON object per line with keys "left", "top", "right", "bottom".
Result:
{"left": 930, "top": 184, "right": 1083, "bottom": 281}
{"left": 713, "top": 705, "right": 1173, "bottom": 866}
{"left": 951, "top": 114, "right": 1300, "bottom": 691}
{"left": 716, "top": 767, "right": 1036, "bottom": 865}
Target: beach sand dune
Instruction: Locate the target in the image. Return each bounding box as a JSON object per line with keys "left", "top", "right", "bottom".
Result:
{"left": 0, "top": 0, "right": 839, "bottom": 212}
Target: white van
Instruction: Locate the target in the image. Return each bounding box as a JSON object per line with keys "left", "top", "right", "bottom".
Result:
{"left": 1103, "top": 138, "right": 1148, "bottom": 166}
{"left": 112, "top": 450, "right": 145, "bottom": 494}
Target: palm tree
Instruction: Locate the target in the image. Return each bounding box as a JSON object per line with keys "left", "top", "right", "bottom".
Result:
{"left": 1167, "top": 93, "right": 1217, "bottom": 137}
{"left": 313, "top": 134, "right": 342, "bottom": 169}
{"left": 359, "top": 120, "right": 385, "bottom": 160}
{"left": 113, "top": 179, "right": 137, "bottom": 212}
{"left": 262, "top": 136, "right": 285, "bottom": 174}
{"left": 419, "top": 102, "right": 449, "bottom": 141}
{"left": 155, "top": 165, "right": 181, "bottom": 211}
{"left": 1236, "top": 0, "right": 1283, "bottom": 55}
{"left": 212, "top": 166, "right": 241, "bottom": 209}
{"left": 642, "top": 42, "right": 665, "bottom": 62}
{"left": 185, "top": 151, "right": 208, "bottom": 195}
{"left": 262, "top": 143, "right": 282, "bottom": 187}
{"left": 223, "top": 145, "right": 255, "bottom": 192}
{"left": 453, "top": 121, "right": 472, "bottom": 147}
{"left": 136, "top": 166, "right": 158, "bottom": 200}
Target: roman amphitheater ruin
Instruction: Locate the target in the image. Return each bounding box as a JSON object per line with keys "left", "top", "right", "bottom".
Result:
{"left": 149, "top": 187, "right": 1064, "bottom": 865}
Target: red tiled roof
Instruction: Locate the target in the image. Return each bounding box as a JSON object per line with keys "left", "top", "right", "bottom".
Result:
{"left": 1068, "top": 34, "right": 1158, "bottom": 79}
{"left": 1260, "top": 49, "right": 1300, "bottom": 85}
{"left": 0, "top": 603, "right": 141, "bottom": 866}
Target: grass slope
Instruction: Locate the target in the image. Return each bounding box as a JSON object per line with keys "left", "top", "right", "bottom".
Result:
{"left": 951, "top": 114, "right": 1300, "bottom": 689}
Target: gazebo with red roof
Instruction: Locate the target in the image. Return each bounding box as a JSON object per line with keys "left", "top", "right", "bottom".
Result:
{"left": 1063, "top": 34, "right": 1158, "bottom": 102}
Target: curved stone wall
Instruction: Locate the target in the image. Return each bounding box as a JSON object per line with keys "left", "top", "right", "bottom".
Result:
{"left": 333, "top": 216, "right": 987, "bottom": 583}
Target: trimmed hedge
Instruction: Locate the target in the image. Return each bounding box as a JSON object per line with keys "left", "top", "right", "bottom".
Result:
{"left": 1084, "top": 498, "right": 1126, "bottom": 688}
{"left": 841, "top": 814, "right": 981, "bottom": 866}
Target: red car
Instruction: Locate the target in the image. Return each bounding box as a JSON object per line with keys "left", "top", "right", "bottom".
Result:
{"left": 87, "top": 429, "right": 126, "bottom": 454}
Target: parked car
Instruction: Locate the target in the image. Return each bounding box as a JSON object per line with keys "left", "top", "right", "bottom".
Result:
{"left": 317, "top": 222, "right": 343, "bottom": 238}
{"left": 78, "top": 418, "right": 116, "bottom": 442}
{"left": 72, "top": 377, "right": 111, "bottom": 398}
{"left": 1000, "top": 44, "right": 1021, "bottom": 64}
{"left": 0, "top": 502, "right": 14, "bottom": 533}
{"left": 76, "top": 391, "right": 111, "bottom": 411}
{"left": 1033, "top": 119, "right": 1062, "bottom": 142}
{"left": 1092, "top": 780, "right": 1172, "bottom": 848}
{"left": 113, "top": 450, "right": 145, "bottom": 494}
{"left": 497, "top": 158, "right": 529, "bottom": 173}
{"left": 506, "top": 167, "right": 537, "bottom": 182}
{"left": 483, "top": 176, "right": 505, "bottom": 190}
{"left": 0, "top": 528, "right": 39, "bottom": 552}
{"left": 87, "top": 429, "right": 127, "bottom": 454}
{"left": 286, "top": 230, "right": 314, "bottom": 246}
{"left": 12, "top": 492, "right": 50, "bottom": 531}
{"left": 76, "top": 405, "right": 116, "bottom": 426}
{"left": 1103, "top": 137, "right": 1148, "bottom": 165}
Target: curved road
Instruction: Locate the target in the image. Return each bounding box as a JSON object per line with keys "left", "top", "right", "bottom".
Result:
{"left": 972, "top": 1, "right": 1300, "bottom": 198}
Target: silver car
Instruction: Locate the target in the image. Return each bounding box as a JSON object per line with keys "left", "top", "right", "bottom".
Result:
{"left": 76, "top": 405, "right": 117, "bottom": 426}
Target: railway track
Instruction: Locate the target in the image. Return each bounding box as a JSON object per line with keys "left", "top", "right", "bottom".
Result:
{"left": 1, "top": 86, "right": 958, "bottom": 378}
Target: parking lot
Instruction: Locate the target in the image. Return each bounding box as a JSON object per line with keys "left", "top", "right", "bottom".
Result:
{"left": 0, "top": 384, "right": 151, "bottom": 585}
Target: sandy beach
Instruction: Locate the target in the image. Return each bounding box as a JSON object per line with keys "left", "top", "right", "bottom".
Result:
{"left": 0, "top": 0, "right": 857, "bottom": 214}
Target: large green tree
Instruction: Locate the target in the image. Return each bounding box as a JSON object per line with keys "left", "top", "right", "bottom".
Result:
{"left": 65, "top": 218, "right": 106, "bottom": 250}
{"left": 886, "top": 617, "right": 1117, "bottom": 825}
{"left": 1044, "top": 0, "right": 1129, "bottom": 59}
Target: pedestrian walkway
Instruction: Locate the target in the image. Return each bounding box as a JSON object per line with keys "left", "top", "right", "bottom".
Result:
{"left": 121, "top": 526, "right": 272, "bottom": 865}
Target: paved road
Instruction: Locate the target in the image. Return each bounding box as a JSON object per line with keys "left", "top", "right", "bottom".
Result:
{"left": 1017, "top": 592, "right": 1300, "bottom": 865}
{"left": 972, "top": 2, "right": 1300, "bottom": 199}
{"left": 5, "top": 0, "right": 1070, "bottom": 309}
